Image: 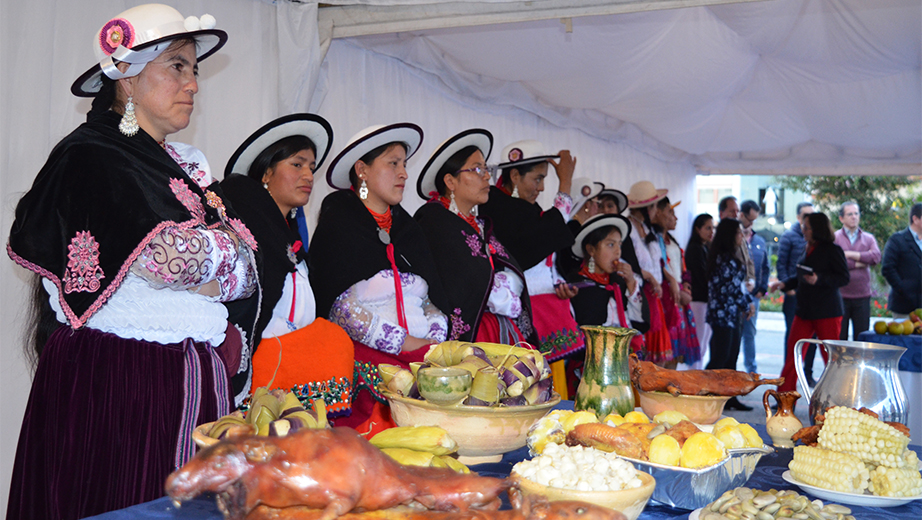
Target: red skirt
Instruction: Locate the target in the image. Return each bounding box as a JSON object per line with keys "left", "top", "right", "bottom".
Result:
{"left": 475, "top": 311, "right": 528, "bottom": 345}
{"left": 334, "top": 341, "right": 429, "bottom": 437}
{"left": 643, "top": 284, "right": 674, "bottom": 365}
{"left": 531, "top": 293, "right": 584, "bottom": 362}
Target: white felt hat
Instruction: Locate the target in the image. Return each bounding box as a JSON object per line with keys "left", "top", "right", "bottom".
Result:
{"left": 225, "top": 114, "right": 333, "bottom": 178}
{"left": 325, "top": 123, "right": 423, "bottom": 190}
{"left": 569, "top": 178, "right": 604, "bottom": 218}
{"left": 572, "top": 214, "right": 632, "bottom": 258}
{"left": 72, "top": 4, "right": 227, "bottom": 97}
{"left": 496, "top": 140, "right": 559, "bottom": 170}
{"left": 416, "top": 129, "right": 493, "bottom": 200}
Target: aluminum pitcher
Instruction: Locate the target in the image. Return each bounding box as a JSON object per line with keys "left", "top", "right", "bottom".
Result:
{"left": 794, "top": 339, "right": 908, "bottom": 425}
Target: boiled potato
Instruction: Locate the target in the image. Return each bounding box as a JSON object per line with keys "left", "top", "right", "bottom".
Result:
{"left": 653, "top": 410, "right": 689, "bottom": 428}
{"left": 624, "top": 411, "right": 650, "bottom": 424}
{"left": 680, "top": 432, "right": 727, "bottom": 468}
{"left": 737, "top": 423, "right": 764, "bottom": 448}
{"left": 649, "top": 434, "right": 681, "bottom": 466}
{"left": 714, "top": 425, "right": 746, "bottom": 449}
{"left": 713, "top": 417, "right": 740, "bottom": 431}
{"left": 562, "top": 410, "right": 599, "bottom": 432}
{"left": 602, "top": 413, "right": 627, "bottom": 426}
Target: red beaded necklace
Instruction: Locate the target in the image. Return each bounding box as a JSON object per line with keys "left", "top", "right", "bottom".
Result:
{"left": 578, "top": 264, "right": 610, "bottom": 285}
{"left": 366, "top": 204, "right": 393, "bottom": 233}
{"left": 439, "top": 196, "right": 480, "bottom": 233}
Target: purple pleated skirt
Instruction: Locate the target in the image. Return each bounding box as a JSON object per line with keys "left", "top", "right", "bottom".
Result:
{"left": 6, "top": 326, "right": 231, "bottom": 520}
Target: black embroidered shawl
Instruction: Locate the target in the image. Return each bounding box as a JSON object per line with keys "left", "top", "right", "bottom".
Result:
{"left": 477, "top": 186, "right": 574, "bottom": 271}
{"left": 414, "top": 201, "right": 537, "bottom": 343}
{"left": 8, "top": 111, "right": 231, "bottom": 328}
{"left": 308, "top": 189, "right": 450, "bottom": 320}
{"left": 221, "top": 174, "right": 308, "bottom": 347}
{"left": 567, "top": 271, "right": 650, "bottom": 333}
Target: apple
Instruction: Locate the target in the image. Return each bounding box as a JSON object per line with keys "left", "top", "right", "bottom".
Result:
{"left": 874, "top": 321, "right": 888, "bottom": 334}
{"left": 888, "top": 321, "right": 903, "bottom": 335}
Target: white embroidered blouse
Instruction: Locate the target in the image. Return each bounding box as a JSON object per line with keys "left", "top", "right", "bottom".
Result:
{"left": 329, "top": 270, "right": 448, "bottom": 354}
{"left": 45, "top": 143, "right": 257, "bottom": 346}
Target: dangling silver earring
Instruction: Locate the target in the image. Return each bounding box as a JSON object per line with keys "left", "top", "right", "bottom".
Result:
{"left": 449, "top": 191, "right": 459, "bottom": 215}
{"left": 263, "top": 182, "right": 269, "bottom": 190}
{"left": 588, "top": 257, "right": 596, "bottom": 274}
{"left": 119, "top": 96, "right": 139, "bottom": 137}
{"left": 290, "top": 207, "right": 298, "bottom": 219}
{"left": 359, "top": 179, "right": 369, "bottom": 200}
{"left": 511, "top": 185, "right": 520, "bottom": 199}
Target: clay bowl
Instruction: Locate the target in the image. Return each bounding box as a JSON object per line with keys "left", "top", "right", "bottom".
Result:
{"left": 381, "top": 387, "right": 560, "bottom": 465}
{"left": 510, "top": 471, "right": 656, "bottom": 520}
{"left": 416, "top": 367, "right": 472, "bottom": 406}
{"left": 637, "top": 390, "right": 731, "bottom": 425}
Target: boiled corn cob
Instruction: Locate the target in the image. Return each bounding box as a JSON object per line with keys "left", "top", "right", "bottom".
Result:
{"left": 789, "top": 445, "right": 870, "bottom": 494}
{"left": 868, "top": 464, "right": 922, "bottom": 497}
{"left": 817, "top": 406, "right": 910, "bottom": 468}
{"left": 369, "top": 426, "right": 458, "bottom": 456}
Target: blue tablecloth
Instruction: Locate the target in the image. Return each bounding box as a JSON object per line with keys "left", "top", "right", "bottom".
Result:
{"left": 86, "top": 410, "right": 922, "bottom": 520}
{"left": 856, "top": 332, "right": 922, "bottom": 373}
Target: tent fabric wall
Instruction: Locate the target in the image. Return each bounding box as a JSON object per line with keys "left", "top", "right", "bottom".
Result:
{"left": 0, "top": 0, "right": 313, "bottom": 509}
{"left": 340, "top": 0, "right": 921, "bottom": 171}
{"left": 1, "top": 0, "right": 919, "bottom": 510}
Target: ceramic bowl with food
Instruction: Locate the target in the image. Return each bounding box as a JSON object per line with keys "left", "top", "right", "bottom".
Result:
{"left": 637, "top": 390, "right": 731, "bottom": 425}
{"left": 511, "top": 470, "right": 655, "bottom": 520}
{"left": 381, "top": 387, "right": 561, "bottom": 464}
{"left": 416, "top": 366, "right": 473, "bottom": 406}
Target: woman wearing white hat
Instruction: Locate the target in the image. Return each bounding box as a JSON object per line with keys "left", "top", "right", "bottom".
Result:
{"left": 7, "top": 5, "right": 253, "bottom": 518}
{"left": 221, "top": 114, "right": 355, "bottom": 419}
{"left": 478, "top": 141, "right": 583, "bottom": 364}
{"left": 414, "top": 129, "right": 537, "bottom": 345}
{"left": 568, "top": 214, "right": 644, "bottom": 338}
{"left": 309, "top": 123, "right": 449, "bottom": 430}
{"left": 626, "top": 180, "right": 674, "bottom": 366}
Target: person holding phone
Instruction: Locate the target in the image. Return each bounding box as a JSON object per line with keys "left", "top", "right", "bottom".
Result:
{"left": 769, "top": 212, "right": 849, "bottom": 394}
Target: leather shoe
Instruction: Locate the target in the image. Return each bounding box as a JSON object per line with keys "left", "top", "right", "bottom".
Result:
{"left": 725, "top": 397, "right": 754, "bottom": 411}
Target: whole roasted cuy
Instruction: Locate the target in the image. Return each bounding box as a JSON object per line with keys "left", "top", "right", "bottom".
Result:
{"left": 629, "top": 354, "right": 783, "bottom": 397}
{"left": 165, "top": 427, "right": 510, "bottom": 520}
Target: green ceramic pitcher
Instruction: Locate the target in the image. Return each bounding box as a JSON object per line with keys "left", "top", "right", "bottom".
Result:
{"left": 574, "top": 325, "right": 639, "bottom": 418}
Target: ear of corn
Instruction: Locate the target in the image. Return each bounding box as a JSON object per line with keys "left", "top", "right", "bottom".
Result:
{"left": 817, "top": 406, "right": 910, "bottom": 469}
{"left": 789, "top": 445, "right": 870, "bottom": 494}
{"left": 380, "top": 447, "right": 437, "bottom": 467}
{"left": 868, "top": 464, "right": 922, "bottom": 497}
{"left": 439, "top": 455, "right": 471, "bottom": 473}
{"left": 369, "top": 426, "right": 458, "bottom": 456}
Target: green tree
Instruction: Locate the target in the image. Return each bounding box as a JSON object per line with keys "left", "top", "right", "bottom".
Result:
{"left": 772, "top": 175, "right": 922, "bottom": 299}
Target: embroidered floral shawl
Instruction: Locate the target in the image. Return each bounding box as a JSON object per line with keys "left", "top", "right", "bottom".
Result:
{"left": 414, "top": 201, "right": 536, "bottom": 343}
{"left": 7, "top": 111, "right": 240, "bottom": 328}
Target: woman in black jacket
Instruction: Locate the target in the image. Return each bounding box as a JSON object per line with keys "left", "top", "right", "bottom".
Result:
{"left": 770, "top": 212, "right": 849, "bottom": 393}
{"left": 684, "top": 213, "right": 713, "bottom": 367}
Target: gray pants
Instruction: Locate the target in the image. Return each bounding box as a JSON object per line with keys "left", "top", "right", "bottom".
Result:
{"left": 840, "top": 296, "right": 870, "bottom": 340}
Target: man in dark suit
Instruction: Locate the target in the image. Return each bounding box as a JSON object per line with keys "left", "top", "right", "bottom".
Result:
{"left": 881, "top": 202, "right": 922, "bottom": 319}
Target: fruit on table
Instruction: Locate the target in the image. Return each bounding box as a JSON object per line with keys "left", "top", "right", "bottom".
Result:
{"left": 888, "top": 321, "right": 904, "bottom": 335}
{"left": 874, "top": 320, "right": 888, "bottom": 334}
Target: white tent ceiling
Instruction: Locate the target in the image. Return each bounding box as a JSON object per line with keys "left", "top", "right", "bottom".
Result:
{"left": 319, "top": 0, "right": 922, "bottom": 174}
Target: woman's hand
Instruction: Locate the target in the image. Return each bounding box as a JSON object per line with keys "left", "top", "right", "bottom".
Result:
{"left": 803, "top": 272, "right": 818, "bottom": 285}
{"left": 642, "top": 270, "right": 662, "bottom": 298}
{"left": 668, "top": 278, "right": 680, "bottom": 303}
{"left": 746, "top": 303, "right": 756, "bottom": 319}
{"left": 678, "top": 289, "right": 692, "bottom": 307}
{"left": 768, "top": 280, "right": 785, "bottom": 293}
{"left": 401, "top": 336, "right": 433, "bottom": 353}
{"left": 549, "top": 150, "right": 575, "bottom": 195}
{"left": 554, "top": 283, "right": 579, "bottom": 300}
